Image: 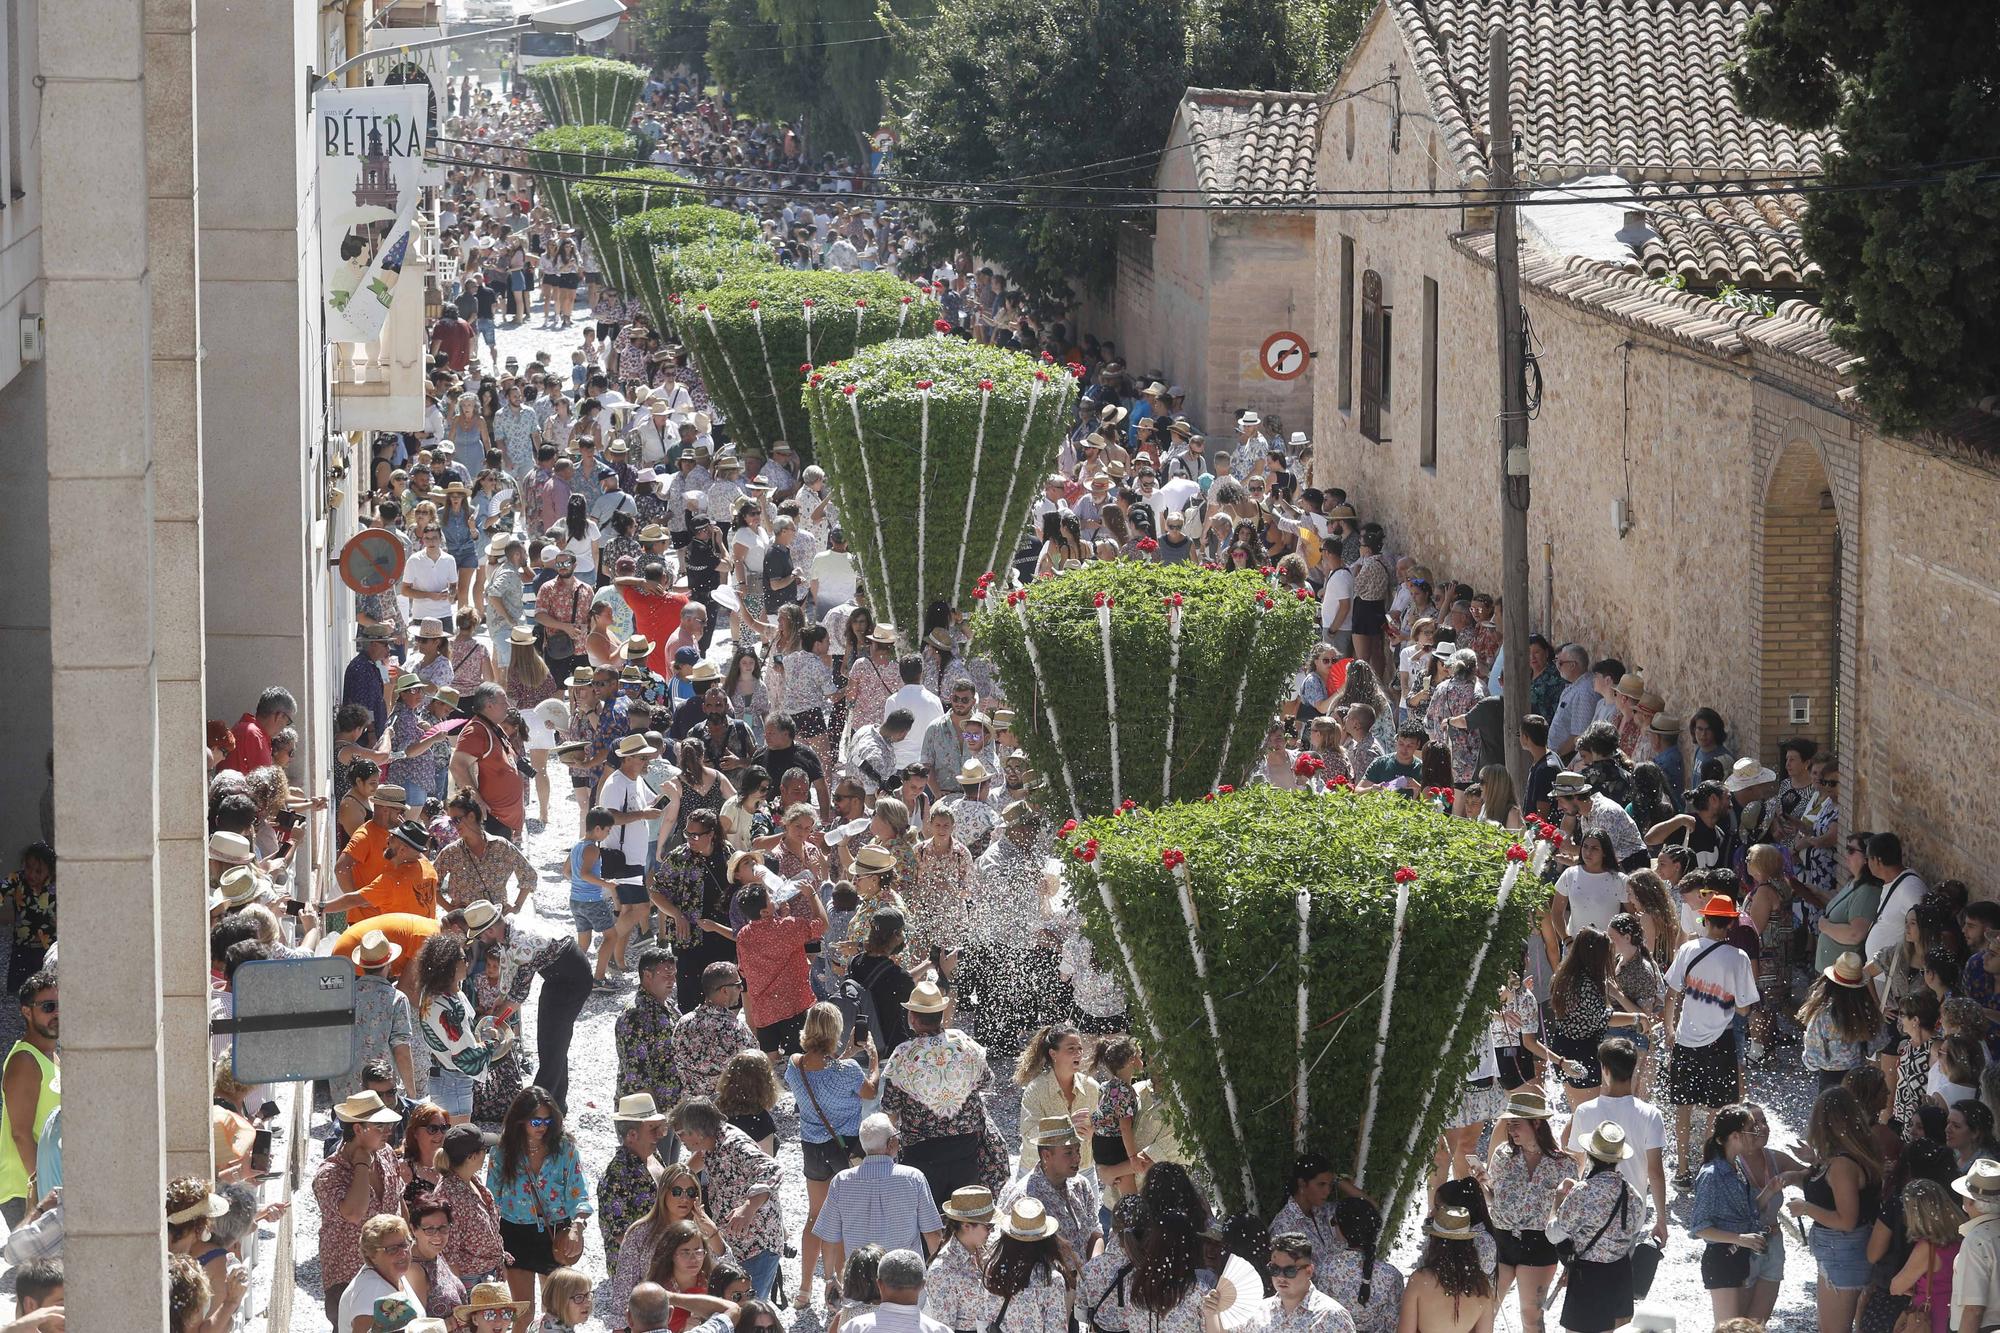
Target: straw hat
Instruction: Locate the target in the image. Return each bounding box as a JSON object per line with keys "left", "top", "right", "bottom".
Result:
{"left": 1648, "top": 713, "right": 1683, "bottom": 737}
{"left": 414, "top": 618, "right": 448, "bottom": 641}
{"left": 455, "top": 1284, "right": 530, "bottom": 1324}
{"left": 566, "top": 667, "right": 595, "bottom": 688}
{"left": 991, "top": 708, "right": 1017, "bottom": 729}
{"left": 942, "top": 1186, "right": 997, "bottom": 1223}
{"left": 867, "top": 625, "right": 898, "bottom": 646}
{"left": 612, "top": 1092, "right": 670, "bottom": 1124}
{"left": 689, "top": 661, "right": 722, "bottom": 684}
{"left": 1581, "top": 1121, "right": 1634, "bottom": 1164}
{"left": 395, "top": 672, "right": 427, "bottom": 695}
{"left": 1548, "top": 771, "right": 1597, "bottom": 799}
{"left": 925, "top": 627, "right": 953, "bottom": 652}
{"left": 334, "top": 1090, "right": 404, "bottom": 1124}
{"left": 638, "top": 525, "right": 670, "bottom": 543}
{"left": 461, "top": 900, "right": 502, "bottom": 933}
{"left": 904, "top": 980, "right": 950, "bottom": 1014}
{"left": 1823, "top": 951, "right": 1867, "bottom": 988}
{"left": 1637, "top": 690, "right": 1665, "bottom": 714}
{"left": 1613, "top": 671, "right": 1646, "bottom": 701}
{"left": 1725, "top": 757, "right": 1779, "bottom": 793}
{"left": 353, "top": 929, "right": 404, "bottom": 970}
{"left": 373, "top": 783, "right": 408, "bottom": 809}
{"left": 165, "top": 1187, "right": 231, "bottom": 1225}
{"left": 215, "top": 865, "right": 265, "bottom": 909}
{"left": 998, "top": 1198, "right": 1060, "bottom": 1240}
{"left": 1032, "top": 1116, "right": 1080, "bottom": 1147}
{"left": 433, "top": 686, "right": 460, "bottom": 708}
{"left": 958, "top": 759, "right": 991, "bottom": 787}
{"left": 509, "top": 625, "right": 538, "bottom": 646}
{"left": 1426, "top": 1206, "right": 1477, "bottom": 1241}
{"left": 623, "top": 636, "right": 654, "bottom": 660}
{"left": 854, "top": 845, "right": 897, "bottom": 874}
{"left": 207, "top": 831, "right": 255, "bottom": 866}
{"left": 614, "top": 733, "right": 660, "bottom": 761}
{"left": 1503, "top": 1088, "right": 1555, "bottom": 1119}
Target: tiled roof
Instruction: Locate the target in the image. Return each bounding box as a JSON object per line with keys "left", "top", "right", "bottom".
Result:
{"left": 1383, "top": 1, "right": 1831, "bottom": 288}
{"left": 1453, "top": 232, "right": 1850, "bottom": 370}
{"left": 1177, "top": 89, "right": 1322, "bottom": 208}
{"left": 1633, "top": 182, "right": 1818, "bottom": 288}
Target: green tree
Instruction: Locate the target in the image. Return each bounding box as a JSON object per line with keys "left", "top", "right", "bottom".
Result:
{"left": 634, "top": 0, "right": 715, "bottom": 75}
{"left": 1733, "top": 1, "right": 2000, "bottom": 433}
{"left": 888, "top": 0, "right": 1192, "bottom": 307}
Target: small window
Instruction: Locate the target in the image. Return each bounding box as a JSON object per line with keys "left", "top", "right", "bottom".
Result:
{"left": 1360, "top": 269, "right": 1388, "bottom": 442}
{"left": 1420, "top": 277, "right": 1439, "bottom": 468}
{"left": 1344, "top": 102, "right": 1355, "bottom": 161}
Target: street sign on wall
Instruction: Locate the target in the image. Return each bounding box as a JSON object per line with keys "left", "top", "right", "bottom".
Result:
{"left": 1259, "top": 330, "right": 1311, "bottom": 381}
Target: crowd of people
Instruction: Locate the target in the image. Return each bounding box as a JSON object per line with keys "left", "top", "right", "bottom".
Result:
{"left": 11, "top": 55, "right": 1988, "bottom": 1333}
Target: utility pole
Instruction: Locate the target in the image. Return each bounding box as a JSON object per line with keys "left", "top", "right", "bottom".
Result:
{"left": 1490, "top": 24, "right": 1534, "bottom": 794}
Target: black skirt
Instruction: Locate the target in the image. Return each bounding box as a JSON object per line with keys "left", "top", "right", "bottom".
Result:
{"left": 1667, "top": 1028, "right": 1739, "bottom": 1108}
{"left": 498, "top": 1217, "right": 564, "bottom": 1274}
{"left": 1092, "top": 1130, "right": 1130, "bottom": 1169}
{"left": 1561, "top": 1255, "right": 1634, "bottom": 1332}
{"left": 1495, "top": 1226, "right": 1558, "bottom": 1268}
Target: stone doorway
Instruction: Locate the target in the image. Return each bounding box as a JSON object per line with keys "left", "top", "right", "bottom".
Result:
{"left": 1758, "top": 435, "right": 1841, "bottom": 760}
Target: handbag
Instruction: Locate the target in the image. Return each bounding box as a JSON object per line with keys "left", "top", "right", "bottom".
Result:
{"left": 1892, "top": 1246, "right": 1937, "bottom": 1333}
{"left": 796, "top": 1060, "right": 864, "bottom": 1169}
{"left": 533, "top": 1179, "right": 583, "bottom": 1265}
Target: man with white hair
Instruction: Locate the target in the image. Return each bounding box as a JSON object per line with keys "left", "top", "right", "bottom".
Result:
{"left": 1955, "top": 1160, "right": 2000, "bottom": 1333}
{"left": 842, "top": 1249, "right": 951, "bottom": 1333}
{"left": 811, "top": 1113, "right": 944, "bottom": 1304}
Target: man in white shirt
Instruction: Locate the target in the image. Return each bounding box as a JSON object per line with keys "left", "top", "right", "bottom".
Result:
{"left": 1862, "top": 832, "right": 1928, "bottom": 959}
{"left": 884, "top": 658, "right": 942, "bottom": 769}
{"left": 810, "top": 529, "right": 859, "bottom": 622}
{"left": 1663, "top": 894, "right": 1761, "bottom": 1168}
{"left": 1030, "top": 474, "right": 1071, "bottom": 525}
{"left": 1318, "top": 547, "right": 1353, "bottom": 654}
{"left": 1564, "top": 1036, "right": 1669, "bottom": 1245}
{"left": 401, "top": 523, "right": 460, "bottom": 629}
{"left": 631, "top": 397, "right": 678, "bottom": 468}
{"left": 846, "top": 711, "right": 910, "bottom": 796}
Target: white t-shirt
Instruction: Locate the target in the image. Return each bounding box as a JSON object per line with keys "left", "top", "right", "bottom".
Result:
{"left": 885, "top": 683, "right": 943, "bottom": 766}
{"left": 1664, "top": 936, "right": 1760, "bottom": 1048}
{"left": 1319, "top": 567, "right": 1354, "bottom": 632}
{"left": 403, "top": 548, "right": 458, "bottom": 619}
{"left": 810, "top": 550, "right": 858, "bottom": 609}
{"left": 1864, "top": 870, "right": 1930, "bottom": 959}
{"left": 564, "top": 520, "right": 602, "bottom": 577}
{"left": 1556, "top": 867, "right": 1630, "bottom": 938}
{"left": 600, "top": 769, "right": 656, "bottom": 881}
{"left": 735, "top": 524, "right": 770, "bottom": 576}
{"left": 336, "top": 1271, "right": 422, "bottom": 1333}
{"left": 1569, "top": 1094, "right": 1666, "bottom": 1196}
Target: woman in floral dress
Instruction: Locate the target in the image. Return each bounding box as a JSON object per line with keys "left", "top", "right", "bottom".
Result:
{"left": 0, "top": 843, "right": 57, "bottom": 994}
{"left": 1424, "top": 648, "right": 1487, "bottom": 785}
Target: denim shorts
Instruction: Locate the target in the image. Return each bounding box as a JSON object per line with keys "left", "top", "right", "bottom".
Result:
{"left": 1809, "top": 1222, "right": 1871, "bottom": 1291}
{"left": 428, "top": 1068, "right": 474, "bottom": 1117}
{"left": 1745, "top": 1230, "right": 1784, "bottom": 1285}
{"left": 571, "top": 896, "right": 616, "bottom": 933}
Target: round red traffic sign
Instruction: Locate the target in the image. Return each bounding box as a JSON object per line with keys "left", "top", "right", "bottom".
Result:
{"left": 1260, "top": 330, "right": 1312, "bottom": 381}
{"left": 339, "top": 527, "right": 407, "bottom": 596}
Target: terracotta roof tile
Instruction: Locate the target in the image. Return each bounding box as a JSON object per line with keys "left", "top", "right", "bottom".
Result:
{"left": 1178, "top": 89, "right": 1322, "bottom": 208}
{"left": 1388, "top": 2, "right": 1831, "bottom": 288}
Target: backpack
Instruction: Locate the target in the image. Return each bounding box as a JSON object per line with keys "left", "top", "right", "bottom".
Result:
{"left": 830, "top": 960, "right": 890, "bottom": 1053}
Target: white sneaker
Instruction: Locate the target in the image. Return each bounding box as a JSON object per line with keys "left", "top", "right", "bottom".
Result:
{"left": 1747, "top": 1040, "right": 1766, "bottom": 1063}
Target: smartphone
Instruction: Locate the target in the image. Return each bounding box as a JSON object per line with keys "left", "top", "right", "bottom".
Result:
{"left": 250, "top": 1128, "right": 273, "bottom": 1175}
{"left": 284, "top": 899, "right": 308, "bottom": 917}
{"left": 258, "top": 1101, "right": 282, "bottom": 1121}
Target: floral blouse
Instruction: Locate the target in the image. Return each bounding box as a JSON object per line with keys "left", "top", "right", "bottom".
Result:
{"left": 611, "top": 1215, "right": 735, "bottom": 1325}
{"left": 1250, "top": 1290, "right": 1356, "bottom": 1333}
{"left": 880, "top": 1036, "right": 1011, "bottom": 1195}
{"left": 1315, "top": 1251, "right": 1402, "bottom": 1333}
{"left": 312, "top": 1144, "right": 402, "bottom": 1289}
{"left": 909, "top": 838, "right": 977, "bottom": 959}
{"left": 1268, "top": 1198, "right": 1344, "bottom": 1270}
{"left": 1424, "top": 676, "right": 1486, "bottom": 784}
{"left": 1484, "top": 1145, "right": 1576, "bottom": 1233}
{"left": 990, "top": 1268, "right": 1068, "bottom": 1333}
{"left": 924, "top": 1237, "right": 996, "bottom": 1332}
{"left": 1, "top": 875, "right": 55, "bottom": 953}
{"left": 1803, "top": 1007, "right": 1876, "bottom": 1074}
{"left": 701, "top": 1123, "right": 786, "bottom": 1258}
{"left": 675, "top": 1002, "right": 760, "bottom": 1102}
{"left": 416, "top": 1253, "right": 467, "bottom": 1329}
{"left": 1549, "top": 1169, "right": 1643, "bottom": 1262}
{"left": 616, "top": 988, "right": 685, "bottom": 1111}
{"left": 433, "top": 1172, "right": 506, "bottom": 1281}
{"left": 486, "top": 1138, "right": 593, "bottom": 1227}
{"left": 1093, "top": 1075, "right": 1140, "bottom": 1139}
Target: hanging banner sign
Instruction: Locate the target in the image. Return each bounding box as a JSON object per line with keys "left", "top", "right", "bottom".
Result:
{"left": 318, "top": 84, "right": 429, "bottom": 344}
{"left": 367, "top": 26, "right": 449, "bottom": 186}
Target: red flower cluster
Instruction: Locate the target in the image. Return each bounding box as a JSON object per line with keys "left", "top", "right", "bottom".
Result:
{"left": 1165, "top": 592, "right": 1184, "bottom": 608}
{"left": 1041, "top": 351, "right": 1055, "bottom": 363}
{"left": 1393, "top": 867, "right": 1419, "bottom": 884}
{"left": 799, "top": 362, "right": 814, "bottom": 375}
{"left": 1259, "top": 565, "right": 1275, "bottom": 576}
{"left": 1067, "top": 362, "right": 1086, "bottom": 379}
{"left": 1218, "top": 785, "right": 1235, "bottom": 795}
{"left": 696, "top": 303, "right": 708, "bottom": 312}
{"left": 669, "top": 293, "right": 683, "bottom": 305}
{"left": 1161, "top": 848, "right": 1186, "bottom": 870}
{"left": 747, "top": 299, "right": 760, "bottom": 310}
{"left": 1034, "top": 370, "right": 1050, "bottom": 383}
{"left": 933, "top": 318, "right": 952, "bottom": 333}
{"left": 841, "top": 385, "right": 857, "bottom": 397}
{"left": 1072, "top": 838, "right": 1100, "bottom": 863}
{"left": 1254, "top": 592, "right": 1276, "bottom": 610}
{"left": 1201, "top": 561, "right": 1221, "bottom": 570}
{"left": 1294, "top": 753, "right": 1326, "bottom": 779}
{"left": 971, "top": 587, "right": 988, "bottom": 601}
{"left": 1295, "top": 587, "right": 1312, "bottom": 601}
{"left": 978, "top": 378, "right": 995, "bottom": 392}
{"left": 802, "top": 298, "right": 815, "bottom": 308}
{"left": 1505, "top": 844, "right": 1531, "bottom": 861}
{"left": 1058, "top": 819, "right": 1078, "bottom": 838}
{"left": 1424, "top": 786, "right": 1453, "bottom": 800}
{"left": 1331, "top": 773, "right": 1352, "bottom": 787}
{"left": 1120, "top": 798, "right": 1137, "bottom": 812}
{"left": 898, "top": 295, "right": 910, "bottom": 305}
{"left": 975, "top": 571, "right": 997, "bottom": 592}
{"left": 809, "top": 374, "right": 824, "bottom": 386}
{"left": 1005, "top": 589, "right": 1028, "bottom": 606}
{"left": 915, "top": 379, "right": 933, "bottom": 391}
{"left": 1532, "top": 820, "right": 1565, "bottom": 849}
{"left": 1093, "top": 591, "right": 1113, "bottom": 608}
{"left": 1135, "top": 536, "right": 1159, "bottom": 553}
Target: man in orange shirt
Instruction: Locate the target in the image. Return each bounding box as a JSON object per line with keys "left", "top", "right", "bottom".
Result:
{"left": 333, "top": 783, "right": 407, "bottom": 898}
{"left": 329, "top": 912, "right": 439, "bottom": 980}
{"left": 326, "top": 822, "right": 439, "bottom": 922}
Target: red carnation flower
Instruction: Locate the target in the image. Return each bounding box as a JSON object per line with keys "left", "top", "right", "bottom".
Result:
{"left": 977, "top": 378, "right": 994, "bottom": 392}
{"left": 1218, "top": 785, "right": 1235, "bottom": 795}
{"left": 915, "top": 379, "right": 933, "bottom": 391}
{"left": 799, "top": 362, "right": 814, "bottom": 375}
{"left": 809, "top": 374, "right": 824, "bottom": 386}
{"left": 841, "top": 385, "right": 857, "bottom": 397}
{"left": 1041, "top": 351, "right": 1055, "bottom": 363}
{"left": 1167, "top": 592, "right": 1184, "bottom": 607}
{"left": 1073, "top": 839, "right": 1099, "bottom": 863}
{"left": 1331, "top": 774, "right": 1352, "bottom": 787}
{"left": 747, "top": 299, "right": 760, "bottom": 310}
{"left": 1295, "top": 587, "right": 1312, "bottom": 601}
{"left": 1201, "top": 561, "right": 1220, "bottom": 570}
{"left": 1393, "top": 867, "right": 1418, "bottom": 884}
{"left": 1069, "top": 365, "right": 1085, "bottom": 379}
{"left": 696, "top": 303, "right": 708, "bottom": 312}
{"left": 1093, "top": 591, "right": 1112, "bottom": 608}
{"left": 1533, "top": 822, "right": 1557, "bottom": 841}
{"left": 1505, "top": 844, "right": 1530, "bottom": 861}
{"left": 1034, "top": 370, "right": 1050, "bottom": 382}
{"left": 899, "top": 295, "right": 911, "bottom": 305}
{"left": 1136, "top": 536, "right": 1159, "bottom": 553}
{"left": 803, "top": 298, "right": 815, "bottom": 308}
{"left": 669, "top": 293, "right": 683, "bottom": 304}
{"left": 1294, "top": 753, "right": 1325, "bottom": 778}
{"left": 1058, "top": 819, "right": 1078, "bottom": 838}
{"left": 1162, "top": 848, "right": 1186, "bottom": 870}
{"left": 934, "top": 318, "right": 952, "bottom": 333}
{"left": 1120, "top": 798, "right": 1137, "bottom": 812}
{"left": 1549, "top": 832, "right": 1565, "bottom": 849}
{"left": 971, "top": 587, "right": 987, "bottom": 601}
{"left": 1203, "top": 793, "right": 1216, "bottom": 803}
{"left": 855, "top": 298, "right": 868, "bottom": 308}
{"left": 1259, "top": 565, "right": 1275, "bottom": 576}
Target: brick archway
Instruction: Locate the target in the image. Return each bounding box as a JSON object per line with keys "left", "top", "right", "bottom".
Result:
{"left": 1757, "top": 434, "right": 1842, "bottom": 761}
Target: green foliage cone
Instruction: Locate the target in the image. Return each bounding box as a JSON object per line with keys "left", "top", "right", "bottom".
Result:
{"left": 682, "top": 271, "right": 941, "bottom": 465}
{"left": 522, "top": 56, "right": 647, "bottom": 127}
{"left": 1062, "top": 787, "right": 1546, "bottom": 1220}
{"left": 972, "top": 562, "right": 1319, "bottom": 818}
{"left": 623, "top": 238, "right": 779, "bottom": 340}
{"left": 574, "top": 170, "right": 702, "bottom": 296}
{"left": 527, "top": 126, "right": 651, "bottom": 228}
{"left": 804, "top": 337, "right": 1073, "bottom": 641}
{"left": 610, "top": 207, "right": 765, "bottom": 336}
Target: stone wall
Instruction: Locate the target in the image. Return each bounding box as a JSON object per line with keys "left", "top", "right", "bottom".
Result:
{"left": 1204, "top": 213, "right": 1316, "bottom": 440}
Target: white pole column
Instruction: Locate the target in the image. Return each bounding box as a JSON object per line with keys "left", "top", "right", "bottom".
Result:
{"left": 147, "top": 0, "right": 214, "bottom": 1183}
{"left": 39, "top": 0, "right": 172, "bottom": 1325}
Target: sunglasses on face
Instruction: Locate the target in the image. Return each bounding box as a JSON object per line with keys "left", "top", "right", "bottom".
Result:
{"left": 668, "top": 1184, "right": 701, "bottom": 1198}
{"left": 473, "top": 1314, "right": 517, "bottom": 1325}
{"left": 31, "top": 1001, "right": 55, "bottom": 1015}
{"left": 1268, "top": 1263, "right": 1308, "bottom": 1279}
{"left": 528, "top": 1116, "right": 552, "bottom": 1128}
